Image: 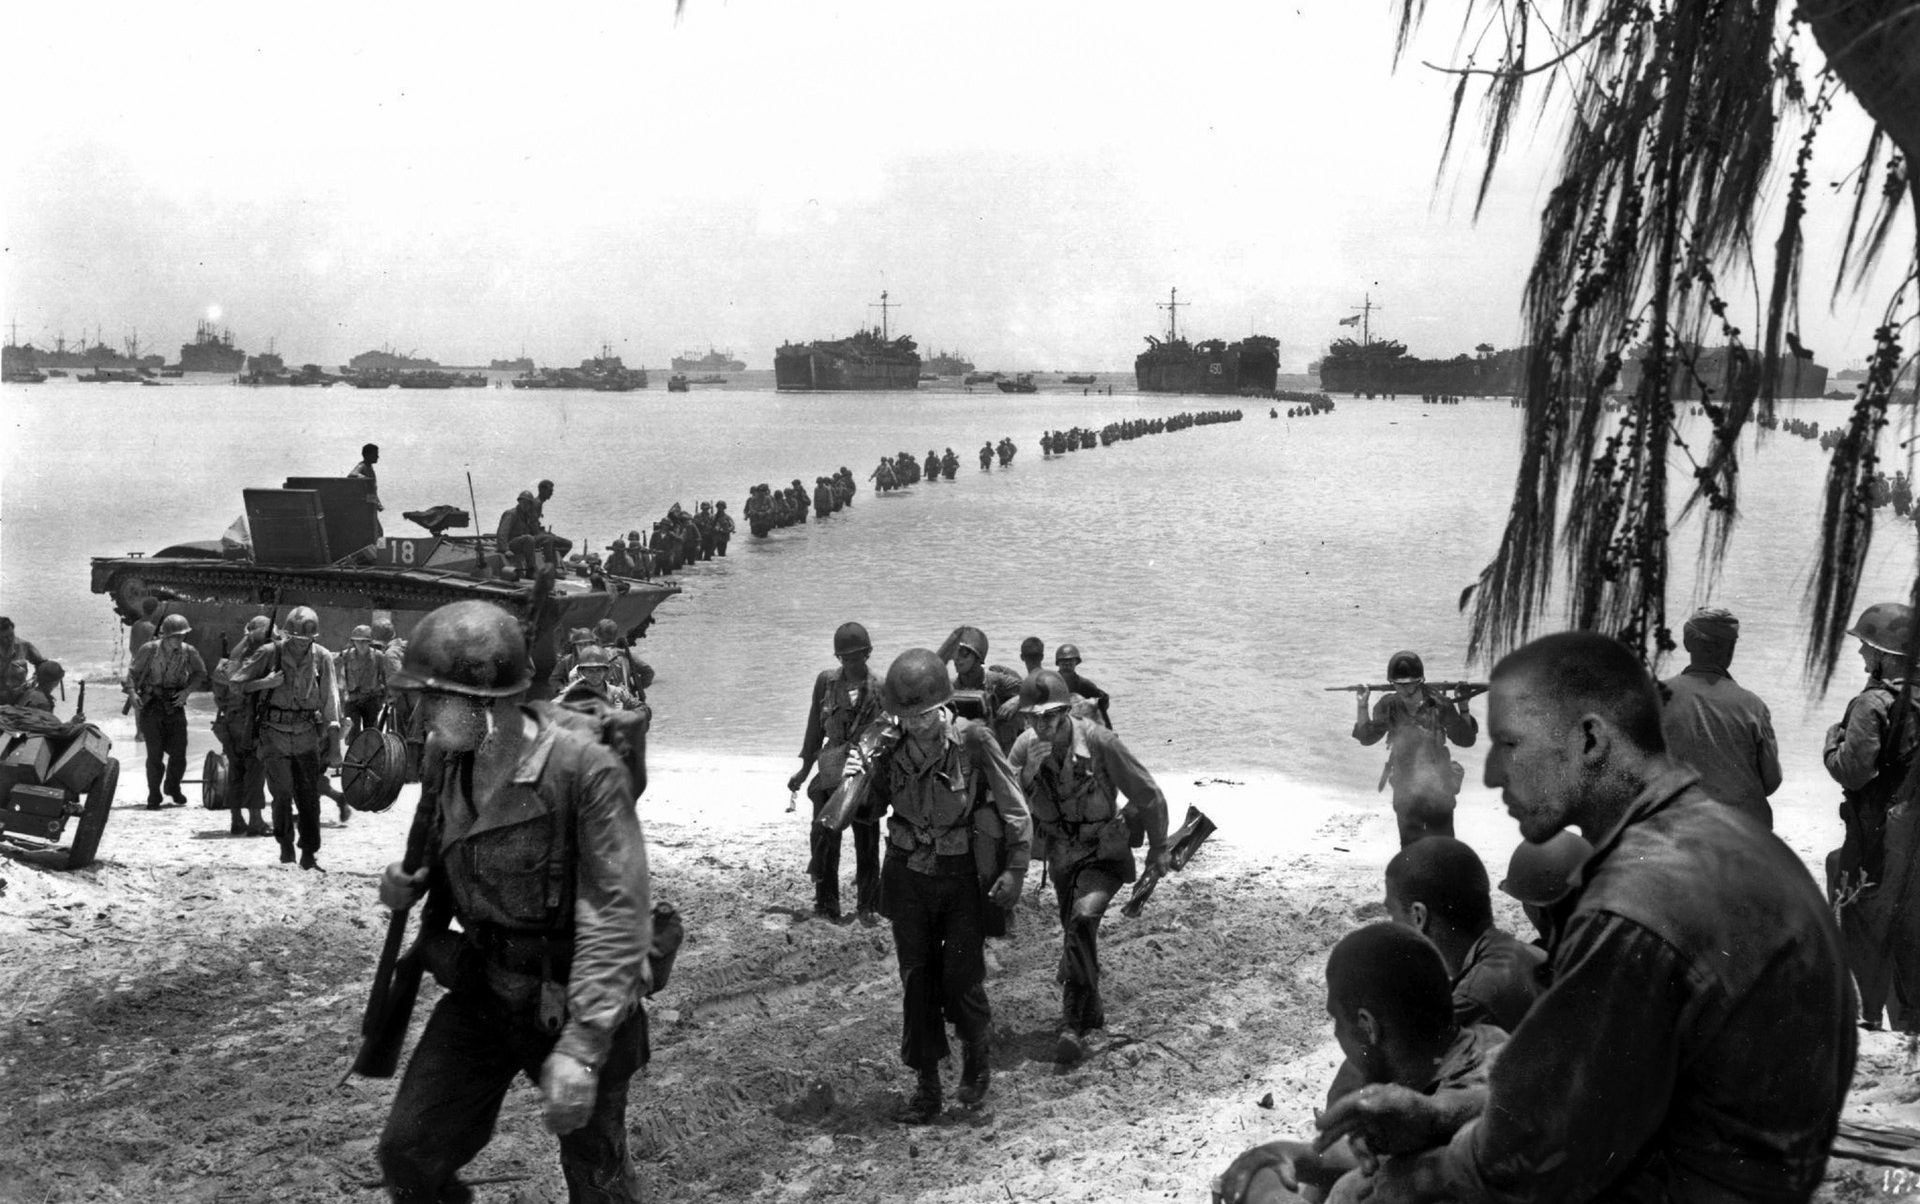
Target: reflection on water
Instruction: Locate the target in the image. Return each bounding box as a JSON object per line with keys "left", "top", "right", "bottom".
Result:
{"left": 3, "top": 380, "right": 1914, "bottom": 824}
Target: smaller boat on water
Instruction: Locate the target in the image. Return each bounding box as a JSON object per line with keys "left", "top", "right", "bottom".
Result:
{"left": 691, "top": 374, "right": 727, "bottom": 385}
{"left": 964, "top": 371, "right": 1000, "bottom": 385}
{"left": 78, "top": 368, "right": 145, "bottom": 383}
{"left": 3, "top": 367, "right": 48, "bottom": 384}
{"left": 996, "top": 373, "right": 1038, "bottom": 394}
{"left": 1063, "top": 373, "right": 1097, "bottom": 385}
{"left": 667, "top": 374, "right": 690, "bottom": 392}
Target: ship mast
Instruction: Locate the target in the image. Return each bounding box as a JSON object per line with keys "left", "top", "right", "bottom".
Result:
{"left": 1158, "top": 287, "right": 1187, "bottom": 342}
{"left": 1345, "top": 293, "right": 1381, "bottom": 349}
{"left": 869, "top": 291, "right": 896, "bottom": 342}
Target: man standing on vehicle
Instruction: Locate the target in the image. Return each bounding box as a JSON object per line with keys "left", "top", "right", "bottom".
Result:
{"left": 375, "top": 600, "right": 652, "bottom": 1204}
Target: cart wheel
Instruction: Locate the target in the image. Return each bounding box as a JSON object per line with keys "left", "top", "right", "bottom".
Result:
{"left": 67, "top": 757, "right": 119, "bottom": 871}
{"left": 342, "top": 729, "right": 408, "bottom": 813}
{"left": 201, "top": 750, "right": 231, "bottom": 810}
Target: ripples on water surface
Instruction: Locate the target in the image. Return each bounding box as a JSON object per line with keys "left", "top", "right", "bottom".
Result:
{"left": 4, "top": 378, "right": 1915, "bottom": 818}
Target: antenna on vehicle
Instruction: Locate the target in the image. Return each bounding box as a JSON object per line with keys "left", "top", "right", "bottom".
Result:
{"left": 467, "top": 470, "right": 485, "bottom": 568}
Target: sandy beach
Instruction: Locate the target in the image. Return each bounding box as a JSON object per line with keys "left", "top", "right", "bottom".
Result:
{"left": 0, "top": 713, "right": 1909, "bottom": 1203}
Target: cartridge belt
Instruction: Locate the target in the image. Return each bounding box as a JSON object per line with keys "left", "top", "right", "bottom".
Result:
{"left": 266, "top": 706, "right": 321, "bottom": 723}
{"left": 469, "top": 923, "right": 574, "bottom": 980}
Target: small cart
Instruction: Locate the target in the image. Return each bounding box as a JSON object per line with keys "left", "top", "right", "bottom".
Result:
{"left": 0, "top": 691, "right": 121, "bottom": 870}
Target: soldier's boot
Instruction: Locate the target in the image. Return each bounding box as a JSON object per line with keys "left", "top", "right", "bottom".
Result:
{"left": 957, "top": 1038, "right": 992, "bottom": 1106}
{"left": 229, "top": 808, "right": 248, "bottom": 835}
{"left": 812, "top": 879, "right": 841, "bottom": 923}
{"left": 1055, "top": 1026, "right": 1086, "bottom": 1065}
{"left": 896, "top": 1069, "right": 942, "bottom": 1125}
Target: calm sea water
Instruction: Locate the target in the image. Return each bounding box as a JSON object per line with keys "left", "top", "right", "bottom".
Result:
{"left": 3, "top": 375, "right": 1914, "bottom": 823}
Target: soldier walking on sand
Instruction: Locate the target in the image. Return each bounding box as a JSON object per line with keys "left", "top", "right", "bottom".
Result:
{"left": 211, "top": 615, "right": 273, "bottom": 836}
{"left": 1352, "top": 651, "right": 1479, "bottom": 846}
{"left": 129, "top": 613, "right": 208, "bottom": 808}
{"left": 1008, "top": 669, "right": 1169, "bottom": 1063}
{"left": 375, "top": 601, "right": 653, "bottom": 1204}
{"left": 857, "top": 649, "right": 1030, "bottom": 1123}
{"left": 788, "top": 622, "right": 885, "bottom": 923}
{"left": 231, "top": 606, "right": 341, "bottom": 869}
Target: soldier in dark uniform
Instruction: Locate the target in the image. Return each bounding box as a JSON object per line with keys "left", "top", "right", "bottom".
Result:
{"left": 924, "top": 449, "right": 941, "bottom": 482}
{"left": 711, "top": 501, "right": 734, "bottom": 555}
{"left": 1008, "top": 670, "right": 1169, "bottom": 1062}
{"left": 129, "top": 613, "right": 209, "bottom": 808}
{"left": 375, "top": 601, "right": 652, "bottom": 1204}
{"left": 813, "top": 477, "right": 833, "bottom": 519}
{"left": 857, "top": 649, "right": 1030, "bottom": 1123}
{"left": 940, "top": 448, "right": 959, "bottom": 480}
{"left": 211, "top": 615, "right": 273, "bottom": 836}
{"left": 787, "top": 622, "right": 885, "bottom": 923}
{"left": 980, "top": 442, "right": 994, "bottom": 471}
{"left": 1352, "top": 650, "right": 1479, "bottom": 846}
{"left": 1054, "top": 643, "right": 1112, "bottom": 728}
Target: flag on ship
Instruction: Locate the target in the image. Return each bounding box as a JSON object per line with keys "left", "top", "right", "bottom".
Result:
{"left": 1338, "top": 314, "right": 1362, "bottom": 327}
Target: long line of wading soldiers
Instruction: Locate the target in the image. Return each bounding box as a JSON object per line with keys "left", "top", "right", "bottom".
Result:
{"left": 1042, "top": 407, "right": 1245, "bottom": 456}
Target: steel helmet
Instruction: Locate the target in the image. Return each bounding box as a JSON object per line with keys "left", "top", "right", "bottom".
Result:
{"left": 1498, "top": 831, "right": 1595, "bottom": 906}
{"left": 953, "top": 625, "right": 989, "bottom": 660}
{"left": 1054, "top": 643, "right": 1083, "bottom": 667}
{"left": 350, "top": 625, "right": 374, "bottom": 643}
{"left": 1848, "top": 603, "right": 1915, "bottom": 656}
{"left": 573, "top": 646, "right": 612, "bottom": 671}
{"left": 879, "top": 648, "right": 954, "bottom": 716}
{"left": 592, "top": 619, "right": 619, "bottom": 644}
{"left": 833, "top": 621, "right": 873, "bottom": 656}
{"left": 158, "top": 614, "right": 194, "bottom": 638}
{"left": 284, "top": 607, "right": 321, "bottom": 639}
{"left": 1019, "top": 669, "right": 1072, "bottom": 713}
{"left": 34, "top": 659, "right": 64, "bottom": 686}
{"left": 1020, "top": 636, "right": 1044, "bottom": 661}
{"left": 1388, "top": 650, "right": 1425, "bottom": 682}
{"left": 389, "top": 601, "right": 534, "bottom": 697}
{"left": 568, "top": 626, "right": 595, "bottom": 649}
{"left": 369, "top": 618, "right": 396, "bottom": 643}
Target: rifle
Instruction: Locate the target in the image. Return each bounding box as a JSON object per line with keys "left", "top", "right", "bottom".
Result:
{"left": 1325, "top": 681, "right": 1488, "bottom": 701}
{"left": 1121, "top": 805, "right": 1217, "bottom": 918}
{"left": 349, "top": 775, "right": 450, "bottom": 1080}
{"left": 819, "top": 718, "right": 902, "bottom": 831}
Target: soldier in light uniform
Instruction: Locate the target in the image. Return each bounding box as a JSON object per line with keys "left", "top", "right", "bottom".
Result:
{"left": 231, "top": 606, "right": 341, "bottom": 869}
{"left": 1008, "top": 669, "right": 1170, "bottom": 1063}
{"left": 129, "top": 613, "right": 209, "bottom": 808}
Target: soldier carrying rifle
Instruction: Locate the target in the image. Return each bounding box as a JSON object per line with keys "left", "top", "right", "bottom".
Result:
{"left": 1340, "top": 651, "right": 1481, "bottom": 847}
{"left": 370, "top": 600, "right": 654, "bottom": 1204}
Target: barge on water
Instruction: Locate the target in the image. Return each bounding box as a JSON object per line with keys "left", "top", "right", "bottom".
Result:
{"left": 91, "top": 476, "right": 678, "bottom": 684}
{"left": 775, "top": 291, "right": 921, "bottom": 392}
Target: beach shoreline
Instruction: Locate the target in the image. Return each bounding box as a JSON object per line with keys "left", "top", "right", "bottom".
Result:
{"left": 0, "top": 733, "right": 1906, "bottom": 1201}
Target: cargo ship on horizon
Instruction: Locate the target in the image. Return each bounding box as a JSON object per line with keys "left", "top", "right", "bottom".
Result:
{"left": 671, "top": 346, "right": 746, "bottom": 373}
{"left": 1133, "top": 288, "right": 1279, "bottom": 395}
{"left": 775, "top": 292, "right": 921, "bottom": 392}
{"left": 1317, "top": 296, "right": 1524, "bottom": 397}
{"left": 923, "top": 348, "right": 974, "bottom": 376}
{"left": 177, "top": 319, "right": 245, "bottom": 373}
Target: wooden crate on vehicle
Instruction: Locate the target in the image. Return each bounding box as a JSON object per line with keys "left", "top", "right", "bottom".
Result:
{"left": 1, "top": 783, "right": 73, "bottom": 843}
{"left": 46, "top": 727, "right": 111, "bottom": 794}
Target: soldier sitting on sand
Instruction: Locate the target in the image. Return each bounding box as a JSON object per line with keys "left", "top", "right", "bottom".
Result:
{"left": 1214, "top": 924, "right": 1504, "bottom": 1203}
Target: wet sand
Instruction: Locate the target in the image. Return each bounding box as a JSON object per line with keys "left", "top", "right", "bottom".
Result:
{"left": 0, "top": 731, "right": 1907, "bottom": 1201}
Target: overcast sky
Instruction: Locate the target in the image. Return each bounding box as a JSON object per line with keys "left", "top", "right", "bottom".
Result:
{"left": 2, "top": 0, "right": 1906, "bottom": 372}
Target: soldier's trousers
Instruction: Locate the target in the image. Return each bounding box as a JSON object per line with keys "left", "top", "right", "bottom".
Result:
{"left": 212, "top": 714, "right": 267, "bottom": 812}
{"left": 343, "top": 696, "right": 383, "bottom": 744}
{"left": 379, "top": 985, "right": 647, "bottom": 1204}
{"left": 260, "top": 725, "right": 323, "bottom": 855}
{"left": 138, "top": 702, "right": 189, "bottom": 801}
{"left": 1054, "top": 861, "right": 1124, "bottom": 1033}
{"left": 807, "top": 774, "right": 879, "bottom": 915}
{"left": 884, "top": 855, "right": 991, "bottom": 1072}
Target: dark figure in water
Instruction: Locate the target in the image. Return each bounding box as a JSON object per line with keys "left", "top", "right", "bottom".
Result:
{"left": 924, "top": 449, "right": 941, "bottom": 482}
{"left": 941, "top": 448, "right": 959, "bottom": 480}
{"left": 712, "top": 501, "right": 735, "bottom": 554}
{"left": 814, "top": 476, "right": 833, "bottom": 519}
{"left": 980, "top": 442, "right": 993, "bottom": 471}
{"left": 871, "top": 458, "right": 897, "bottom": 493}
{"left": 997, "top": 437, "right": 1016, "bottom": 466}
